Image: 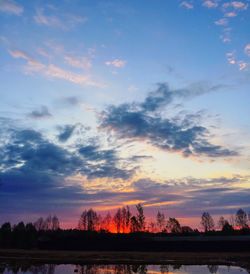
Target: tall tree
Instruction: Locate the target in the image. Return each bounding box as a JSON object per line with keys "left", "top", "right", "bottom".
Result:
{"left": 86, "top": 209, "right": 98, "bottom": 231}
{"left": 78, "top": 210, "right": 87, "bottom": 230}
{"left": 218, "top": 216, "right": 226, "bottom": 231}
{"left": 201, "top": 212, "right": 214, "bottom": 232}
{"left": 113, "top": 208, "right": 122, "bottom": 233}
{"left": 52, "top": 215, "right": 60, "bottom": 230}
{"left": 235, "top": 209, "right": 248, "bottom": 229}
{"left": 34, "top": 217, "right": 46, "bottom": 231}
{"left": 78, "top": 209, "right": 98, "bottom": 231}
{"left": 166, "top": 218, "right": 181, "bottom": 233}
{"left": 136, "top": 203, "right": 146, "bottom": 232}
{"left": 125, "top": 206, "right": 131, "bottom": 232}
{"left": 156, "top": 211, "right": 165, "bottom": 232}
{"left": 130, "top": 216, "right": 139, "bottom": 232}
{"left": 101, "top": 212, "right": 112, "bottom": 232}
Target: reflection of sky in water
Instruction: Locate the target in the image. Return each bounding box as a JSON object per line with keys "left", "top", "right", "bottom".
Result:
{"left": 2, "top": 264, "right": 249, "bottom": 274}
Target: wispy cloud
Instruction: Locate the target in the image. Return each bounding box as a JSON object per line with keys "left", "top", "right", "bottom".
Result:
{"left": 0, "top": 0, "right": 23, "bottom": 15}
{"left": 180, "top": 1, "right": 194, "bottom": 9}
{"left": 105, "top": 59, "right": 126, "bottom": 68}
{"left": 202, "top": 0, "right": 218, "bottom": 9}
{"left": 226, "top": 51, "right": 248, "bottom": 71}
{"left": 223, "top": 1, "right": 248, "bottom": 10}
{"left": 9, "top": 49, "right": 103, "bottom": 87}
{"left": 245, "top": 44, "right": 250, "bottom": 56}
{"left": 224, "top": 11, "right": 237, "bottom": 17}
{"left": 34, "top": 8, "right": 87, "bottom": 30}
{"left": 215, "top": 18, "right": 228, "bottom": 26}
{"left": 64, "top": 55, "right": 92, "bottom": 70}
{"left": 28, "top": 106, "right": 52, "bottom": 119}
{"left": 238, "top": 61, "right": 248, "bottom": 71}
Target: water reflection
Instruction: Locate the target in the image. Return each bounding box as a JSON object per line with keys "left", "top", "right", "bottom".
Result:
{"left": 0, "top": 263, "right": 249, "bottom": 274}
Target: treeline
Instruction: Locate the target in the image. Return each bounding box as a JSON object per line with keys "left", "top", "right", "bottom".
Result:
{"left": 2, "top": 205, "right": 250, "bottom": 251}
{"left": 1, "top": 205, "right": 250, "bottom": 235}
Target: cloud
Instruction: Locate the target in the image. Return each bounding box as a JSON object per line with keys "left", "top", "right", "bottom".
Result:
{"left": 100, "top": 83, "right": 238, "bottom": 158}
{"left": 215, "top": 18, "right": 228, "bottom": 26}
{"left": 226, "top": 51, "right": 249, "bottom": 71}
{"left": 180, "top": 1, "right": 194, "bottom": 9}
{"left": 223, "top": 1, "right": 248, "bottom": 10}
{"left": 9, "top": 49, "right": 29, "bottom": 59}
{"left": 226, "top": 51, "right": 237, "bottom": 64}
{"left": 64, "top": 55, "right": 92, "bottom": 69}
{"left": 220, "top": 28, "right": 232, "bottom": 43}
{"left": 34, "top": 8, "right": 87, "bottom": 30}
{"left": 59, "top": 96, "right": 82, "bottom": 107}
{"left": 140, "top": 82, "right": 224, "bottom": 112}
{"left": 245, "top": 44, "right": 250, "bottom": 56}
{"left": 202, "top": 0, "right": 218, "bottom": 8}
{"left": 0, "top": 122, "right": 133, "bottom": 185}
{"left": 105, "top": 59, "right": 126, "bottom": 68}
{"left": 238, "top": 61, "right": 248, "bottom": 71}
{"left": 129, "top": 176, "right": 250, "bottom": 217}
{"left": 28, "top": 106, "right": 52, "bottom": 119}
{"left": 224, "top": 11, "right": 237, "bottom": 17}
{"left": 0, "top": 0, "right": 23, "bottom": 15}
{"left": 57, "top": 125, "right": 76, "bottom": 142}
{"left": 8, "top": 48, "right": 103, "bottom": 87}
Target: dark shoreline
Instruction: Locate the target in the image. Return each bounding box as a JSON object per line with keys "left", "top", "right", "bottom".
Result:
{"left": 0, "top": 249, "right": 250, "bottom": 271}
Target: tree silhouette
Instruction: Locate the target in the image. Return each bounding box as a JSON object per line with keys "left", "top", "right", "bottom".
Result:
{"left": 79, "top": 209, "right": 98, "bottom": 231}
{"left": 130, "top": 216, "right": 139, "bottom": 232}
{"left": 136, "top": 203, "right": 146, "bottom": 232}
{"left": 235, "top": 209, "right": 248, "bottom": 229}
{"left": 166, "top": 218, "right": 181, "bottom": 233}
{"left": 218, "top": 216, "right": 226, "bottom": 230}
{"left": 156, "top": 211, "right": 165, "bottom": 232}
{"left": 201, "top": 212, "right": 214, "bottom": 232}
{"left": 113, "top": 208, "right": 122, "bottom": 233}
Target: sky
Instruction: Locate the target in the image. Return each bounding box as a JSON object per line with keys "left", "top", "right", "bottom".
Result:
{"left": 0, "top": 0, "right": 250, "bottom": 229}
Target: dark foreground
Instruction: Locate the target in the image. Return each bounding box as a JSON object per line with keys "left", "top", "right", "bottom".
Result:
{"left": 1, "top": 249, "right": 250, "bottom": 271}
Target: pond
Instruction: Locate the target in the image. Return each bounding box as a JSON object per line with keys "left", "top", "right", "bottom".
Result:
{"left": 0, "top": 264, "right": 249, "bottom": 274}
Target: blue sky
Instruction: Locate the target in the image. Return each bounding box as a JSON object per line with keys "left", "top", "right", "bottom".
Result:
{"left": 0, "top": 0, "right": 250, "bottom": 228}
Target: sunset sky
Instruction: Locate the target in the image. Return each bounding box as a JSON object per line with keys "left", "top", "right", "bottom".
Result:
{"left": 0, "top": 0, "right": 250, "bottom": 228}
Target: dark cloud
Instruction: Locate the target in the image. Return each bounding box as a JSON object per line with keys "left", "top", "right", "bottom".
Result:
{"left": 59, "top": 96, "right": 81, "bottom": 106}
{"left": 0, "top": 122, "right": 136, "bottom": 221}
{"left": 100, "top": 83, "right": 237, "bottom": 158}
{"left": 28, "top": 106, "right": 52, "bottom": 119}
{"left": 57, "top": 124, "right": 76, "bottom": 142}
{"left": 141, "top": 82, "right": 225, "bottom": 112}
{"left": 0, "top": 125, "right": 133, "bottom": 183}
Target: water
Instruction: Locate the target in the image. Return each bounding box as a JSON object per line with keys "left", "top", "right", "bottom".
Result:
{"left": 0, "top": 264, "right": 249, "bottom": 274}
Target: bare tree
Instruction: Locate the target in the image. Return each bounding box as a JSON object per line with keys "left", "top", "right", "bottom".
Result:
{"left": 136, "top": 203, "right": 146, "bottom": 232}
{"left": 101, "top": 212, "right": 112, "bottom": 232}
{"left": 166, "top": 218, "right": 181, "bottom": 233}
{"left": 201, "top": 212, "right": 214, "bottom": 232}
{"left": 78, "top": 209, "right": 98, "bottom": 231}
{"left": 113, "top": 208, "right": 122, "bottom": 233}
{"left": 130, "top": 216, "right": 139, "bottom": 232}
{"left": 125, "top": 206, "right": 131, "bottom": 232}
{"left": 34, "top": 217, "right": 46, "bottom": 231}
{"left": 52, "top": 215, "right": 60, "bottom": 230}
{"left": 45, "top": 215, "right": 53, "bottom": 230}
{"left": 78, "top": 210, "right": 87, "bottom": 230}
{"left": 218, "top": 216, "right": 226, "bottom": 230}
{"left": 120, "top": 206, "right": 131, "bottom": 233}
{"left": 235, "top": 209, "right": 248, "bottom": 229}
{"left": 148, "top": 221, "right": 157, "bottom": 233}
{"left": 156, "top": 211, "right": 165, "bottom": 232}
